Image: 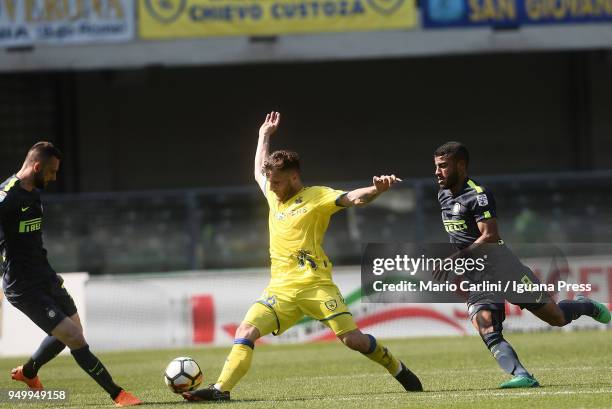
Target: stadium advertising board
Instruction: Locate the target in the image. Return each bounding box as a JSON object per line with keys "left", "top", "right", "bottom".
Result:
{"left": 0, "top": 0, "right": 135, "bottom": 47}
{"left": 423, "top": 0, "right": 612, "bottom": 28}
{"left": 138, "top": 0, "right": 416, "bottom": 39}
{"left": 83, "top": 258, "right": 610, "bottom": 351}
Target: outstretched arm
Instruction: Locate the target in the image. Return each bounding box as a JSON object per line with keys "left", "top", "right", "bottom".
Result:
{"left": 254, "top": 111, "right": 281, "bottom": 192}
{"left": 337, "top": 175, "right": 401, "bottom": 207}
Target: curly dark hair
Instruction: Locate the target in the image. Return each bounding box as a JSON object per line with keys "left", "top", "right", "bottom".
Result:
{"left": 262, "top": 150, "right": 300, "bottom": 174}
{"left": 434, "top": 141, "right": 469, "bottom": 167}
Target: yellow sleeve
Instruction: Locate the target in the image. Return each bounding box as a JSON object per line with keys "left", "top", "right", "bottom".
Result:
{"left": 311, "top": 186, "right": 347, "bottom": 216}
{"left": 263, "top": 178, "right": 275, "bottom": 207}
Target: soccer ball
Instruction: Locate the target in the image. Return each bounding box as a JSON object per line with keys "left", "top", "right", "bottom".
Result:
{"left": 163, "top": 356, "right": 203, "bottom": 393}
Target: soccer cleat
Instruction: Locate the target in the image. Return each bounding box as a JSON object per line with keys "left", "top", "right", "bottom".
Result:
{"left": 182, "top": 384, "right": 230, "bottom": 402}
{"left": 11, "top": 366, "right": 43, "bottom": 390}
{"left": 113, "top": 390, "right": 143, "bottom": 407}
{"left": 395, "top": 362, "right": 423, "bottom": 392}
{"left": 499, "top": 375, "right": 540, "bottom": 389}
{"left": 576, "top": 296, "right": 611, "bottom": 324}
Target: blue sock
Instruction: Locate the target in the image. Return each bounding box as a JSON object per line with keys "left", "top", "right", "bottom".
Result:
{"left": 558, "top": 299, "right": 596, "bottom": 324}
{"left": 483, "top": 333, "right": 530, "bottom": 377}
{"left": 23, "top": 336, "right": 66, "bottom": 378}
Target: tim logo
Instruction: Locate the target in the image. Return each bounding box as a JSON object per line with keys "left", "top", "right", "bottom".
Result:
{"left": 367, "top": 0, "right": 405, "bottom": 16}
{"left": 19, "top": 218, "right": 42, "bottom": 233}
{"left": 145, "top": 0, "right": 187, "bottom": 23}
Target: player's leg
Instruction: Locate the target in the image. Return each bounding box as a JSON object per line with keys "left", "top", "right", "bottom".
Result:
{"left": 213, "top": 317, "right": 266, "bottom": 393}
{"left": 512, "top": 265, "right": 610, "bottom": 326}
{"left": 471, "top": 305, "right": 538, "bottom": 388}
{"left": 16, "top": 299, "right": 81, "bottom": 383}
{"left": 51, "top": 313, "right": 142, "bottom": 406}
{"left": 54, "top": 278, "right": 141, "bottom": 405}
{"left": 530, "top": 298, "right": 610, "bottom": 326}
{"left": 15, "top": 336, "right": 65, "bottom": 385}
{"left": 337, "top": 326, "right": 423, "bottom": 391}
{"left": 7, "top": 289, "right": 65, "bottom": 390}
{"left": 9, "top": 280, "right": 141, "bottom": 406}
{"left": 182, "top": 320, "right": 262, "bottom": 402}
{"left": 184, "top": 294, "right": 301, "bottom": 402}
{"left": 299, "top": 284, "right": 422, "bottom": 391}
{"left": 501, "top": 251, "right": 610, "bottom": 326}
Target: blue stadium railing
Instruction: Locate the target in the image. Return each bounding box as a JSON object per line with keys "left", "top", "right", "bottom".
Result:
{"left": 42, "top": 170, "right": 612, "bottom": 275}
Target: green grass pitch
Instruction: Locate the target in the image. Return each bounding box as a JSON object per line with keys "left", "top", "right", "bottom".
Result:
{"left": 0, "top": 330, "right": 610, "bottom": 408}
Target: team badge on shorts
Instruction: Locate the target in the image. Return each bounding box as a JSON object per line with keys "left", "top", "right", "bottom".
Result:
{"left": 324, "top": 300, "right": 337, "bottom": 311}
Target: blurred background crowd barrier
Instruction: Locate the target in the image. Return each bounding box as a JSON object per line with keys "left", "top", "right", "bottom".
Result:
{"left": 42, "top": 169, "right": 612, "bottom": 275}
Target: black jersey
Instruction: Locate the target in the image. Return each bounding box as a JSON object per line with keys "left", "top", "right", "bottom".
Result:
{"left": 0, "top": 175, "right": 55, "bottom": 295}
{"left": 438, "top": 178, "right": 496, "bottom": 250}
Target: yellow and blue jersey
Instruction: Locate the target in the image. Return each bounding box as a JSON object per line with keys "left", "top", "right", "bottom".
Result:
{"left": 264, "top": 182, "right": 346, "bottom": 290}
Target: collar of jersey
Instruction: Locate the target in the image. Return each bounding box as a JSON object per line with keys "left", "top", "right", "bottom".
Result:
{"left": 277, "top": 186, "right": 306, "bottom": 208}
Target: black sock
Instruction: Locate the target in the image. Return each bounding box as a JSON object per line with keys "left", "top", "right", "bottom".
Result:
{"left": 71, "top": 345, "right": 122, "bottom": 399}
{"left": 558, "top": 299, "right": 596, "bottom": 324}
{"left": 22, "top": 336, "right": 66, "bottom": 378}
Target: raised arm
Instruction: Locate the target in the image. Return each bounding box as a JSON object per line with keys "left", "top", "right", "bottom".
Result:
{"left": 254, "top": 111, "right": 281, "bottom": 192}
{"left": 337, "top": 175, "right": 401, "bottom": 207}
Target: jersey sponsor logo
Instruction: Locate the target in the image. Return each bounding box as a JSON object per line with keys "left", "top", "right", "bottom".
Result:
{"left": 452, "top": 203, "right": 461, "bottom": 215}
{"left": 476, "top": 194, "right": 489, "bottom": 207}
{"left": 19, "top": 217, "right": 42, "bottom": 233}
{"left": 275, "top": 207, "right": 308, "bottom": 221}
{"left": 443, "top": 219, "right": 468, "bottom": 232}
{"left": 324, "top": 299, "right": 338, "bottom": 311}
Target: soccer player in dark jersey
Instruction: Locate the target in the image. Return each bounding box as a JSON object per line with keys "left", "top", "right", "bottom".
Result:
{"left": 433, "top": 141, "right": 611, "bottom": 389}
{"left": 1, "top": 142, "right": 142, "bottom": 407}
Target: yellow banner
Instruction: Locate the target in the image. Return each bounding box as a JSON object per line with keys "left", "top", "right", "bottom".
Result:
{"left": 139, "top": 0, "right": 416, "bottom": 39}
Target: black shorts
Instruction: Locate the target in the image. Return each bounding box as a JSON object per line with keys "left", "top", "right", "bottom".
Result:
{"left": 6, "top": 276, "right": 77, "bottom": 334}
{"left": 467, "top": 287, "right": 548, "bottom": 321}
{"left": 466, "top": 244, "right": 551, "bottom": 319}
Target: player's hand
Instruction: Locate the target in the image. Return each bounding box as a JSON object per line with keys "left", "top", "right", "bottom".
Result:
{"left": 259, "top": 111, "right": 281, "bottom": 138}
{"left": 373, "top": 175, "right": 401, "bottom": 193}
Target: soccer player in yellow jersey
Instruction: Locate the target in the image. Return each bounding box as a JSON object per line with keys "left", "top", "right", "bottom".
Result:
{"left": 183, "top": 111, "right": 423, "bottom": 402}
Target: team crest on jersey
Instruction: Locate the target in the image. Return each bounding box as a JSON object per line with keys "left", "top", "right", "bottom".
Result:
{"left": 452, "top": 203, "right": 461, "bottom": 215}
{"left": 261, "top": 294, "right": 277, "bottom": 306}
{"left": 296, "top": 249, "right": 318, "bottom": 270}
{"left": 324, "top": 300, "right": 337, "bottom": 311}
{"left": 476, "top": 194, "right": 489, "bottom": 207}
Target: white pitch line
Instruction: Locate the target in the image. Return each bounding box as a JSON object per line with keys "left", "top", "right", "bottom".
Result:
{"left": 272, "top": 366, "right": 610, "bottom": 382}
